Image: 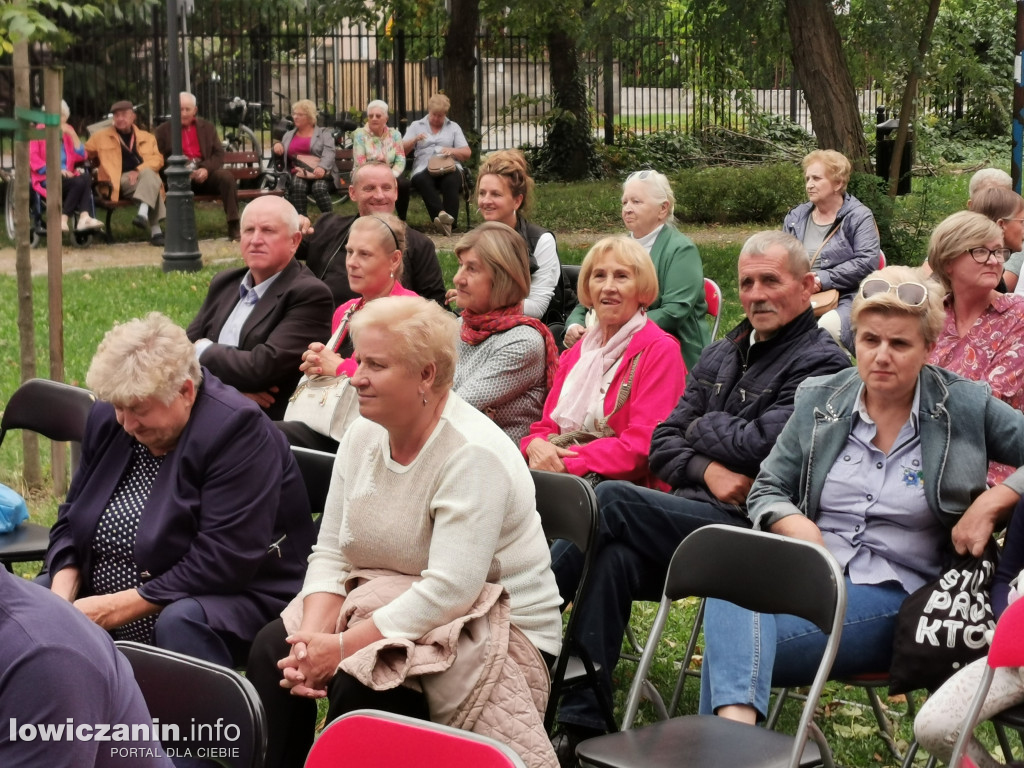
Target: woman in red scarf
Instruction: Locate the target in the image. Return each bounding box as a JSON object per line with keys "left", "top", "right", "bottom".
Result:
{"left": 449, "top": 221, "right": 558, "bottom": 443}
{"left": 521, "top": 236, "right": 687, "bottom": 487}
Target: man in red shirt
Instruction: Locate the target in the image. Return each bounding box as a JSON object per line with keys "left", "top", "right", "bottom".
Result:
{"left": 155, "top": 92, "right": 240, "bottom": 241}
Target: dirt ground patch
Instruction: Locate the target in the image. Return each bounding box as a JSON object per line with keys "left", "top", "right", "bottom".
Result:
{"left": 0, "top": 224, "right": 756, "bottom": 276}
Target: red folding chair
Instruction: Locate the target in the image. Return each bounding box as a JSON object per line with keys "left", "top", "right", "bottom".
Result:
{"left": 304, "top": 709, "right": 527, "bottom": 768}
{"left": 704, "top": 277, "right": 723, "bottom": 341}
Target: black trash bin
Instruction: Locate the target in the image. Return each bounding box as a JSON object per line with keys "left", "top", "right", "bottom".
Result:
{"left": 876, "top": 108, "right": 913, "bottom": 196}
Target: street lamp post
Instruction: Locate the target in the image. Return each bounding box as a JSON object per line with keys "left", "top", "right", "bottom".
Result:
{"left": 162, "top": 0, "right": 201, "bottom": 272}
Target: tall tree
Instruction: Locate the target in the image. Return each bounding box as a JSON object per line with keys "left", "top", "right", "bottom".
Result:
{"left": 785, "top": 0, "right": 870, "bottom": 169}
{"left": 441, "top": 0, "right": 480, "bottom": 153}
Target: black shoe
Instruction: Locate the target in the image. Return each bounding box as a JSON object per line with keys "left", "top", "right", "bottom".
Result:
{"left": 132, "top": 213, "right": 148, "bottom": 230}
{"left": 552, "top": 724, "right": 604, "bottom": 768}
{"left": 150, "top": 232, "right": 165, "bottom": 247}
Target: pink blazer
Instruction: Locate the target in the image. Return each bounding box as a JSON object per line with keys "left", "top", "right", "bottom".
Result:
{"left": 521, "top": 320, "right": 687, "bottom": 488}
{"left": 30, "top": 130, "right": 88, "bottom": 197}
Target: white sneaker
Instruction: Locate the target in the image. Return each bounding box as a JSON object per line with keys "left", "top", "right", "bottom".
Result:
{"left": 76, "top": 214, "right": 104, "bottom": 232}
{"left": 434, "top": 210, "right": 454, "bottom": 237}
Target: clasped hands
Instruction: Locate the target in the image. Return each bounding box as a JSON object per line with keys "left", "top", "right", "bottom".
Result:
{"left": 300, "top": 342, "right": 344, "bottom": 378}
{"left": 278, "top": 632, "right": 341, "bottom": 699}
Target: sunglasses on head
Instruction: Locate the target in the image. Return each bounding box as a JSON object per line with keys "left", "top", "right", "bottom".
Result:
{"left": 859, "top": 278, "right": 928, "bottom": 307}
{"left": 626, "top": 170, "right": 656, "bottom": 183}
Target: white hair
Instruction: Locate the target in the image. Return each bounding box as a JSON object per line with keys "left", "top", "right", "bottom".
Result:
{"left": 367, "top": 99, "right": 389, "bottom": 115}
{"left": 179, "top": 92, "right": 197, "bottom": 109}
{"left": 59, "top": 100, "right": 70, "bottom": 120}
{"left": 969, "top": 168, "right": 1012, "bottom": 199}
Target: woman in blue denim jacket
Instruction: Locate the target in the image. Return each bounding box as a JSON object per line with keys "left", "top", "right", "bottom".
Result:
{"left": 783, "top": 150, "right": 880, "bottom": 352}
{"left": 700, "top": 265, "right": 1024, "bottom": 725}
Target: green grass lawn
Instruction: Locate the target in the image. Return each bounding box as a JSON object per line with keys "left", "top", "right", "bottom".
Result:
{"left": 0, "top": 168, "right": 993, "bottom": 768}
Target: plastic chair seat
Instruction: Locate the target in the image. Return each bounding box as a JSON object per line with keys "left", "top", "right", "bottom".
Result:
{"left": 0, "top": 523, "right": 52, "bottom": 564}
{"left": 578, "top": 714, "right": 822, "bottom": 768}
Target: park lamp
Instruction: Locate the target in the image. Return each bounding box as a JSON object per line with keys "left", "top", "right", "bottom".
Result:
{"left": 162, "top": 0, "right": 201, "bottom": 272}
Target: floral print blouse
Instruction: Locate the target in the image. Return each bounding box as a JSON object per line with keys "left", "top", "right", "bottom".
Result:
{"left": 930, "top": 292, "right": 1024, "bottom": 484}
{"left": 352, "top": 126, "right": 406, "bottom": 177}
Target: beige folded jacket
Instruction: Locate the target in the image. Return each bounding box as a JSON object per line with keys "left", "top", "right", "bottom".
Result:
{"left": 282, "top": 568, "right": 558, "bottom": 768}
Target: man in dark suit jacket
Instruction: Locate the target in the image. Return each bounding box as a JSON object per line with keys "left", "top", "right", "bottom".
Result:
{"left": 187, "top": 196, "right": 333, "bottom": 420}
{"left": 154, "top": 91, "right": 241, "bottom": 240}
{"left": 296, "top": 160, "right": 446, "bottom": 306}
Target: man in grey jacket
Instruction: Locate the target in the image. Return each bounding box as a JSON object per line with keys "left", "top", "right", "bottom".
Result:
{"left": 550, "top": 231, "right": 850, "bottom": 751}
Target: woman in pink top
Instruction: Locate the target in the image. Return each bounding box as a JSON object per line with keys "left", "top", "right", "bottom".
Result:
{"left": 278, "top": 213, "right": 417, "bottom": 451}
{"left": 521, "top": 236, "right": 687, "bottom": 488}
{"left": 928, "top": 209, "right": 1024, "bottom": 485}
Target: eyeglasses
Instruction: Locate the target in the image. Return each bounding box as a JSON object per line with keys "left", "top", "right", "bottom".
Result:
{"left": 860, "top": 278, "right": 928, "bottom": 307}
{"left": 966, "top": 246, "right": 1011, "bottom": 264}
{"left": 1000, "top": 217, "right": 1024, "bottom": 224}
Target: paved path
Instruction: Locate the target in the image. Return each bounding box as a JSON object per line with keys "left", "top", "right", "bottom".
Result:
{"left": 0, "top": 225, "right": 755, "bottom": 276}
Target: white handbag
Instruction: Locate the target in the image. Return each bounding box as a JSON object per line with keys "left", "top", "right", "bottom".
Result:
{"left": 283, "top": 310, "right": 361, "bottom": 441}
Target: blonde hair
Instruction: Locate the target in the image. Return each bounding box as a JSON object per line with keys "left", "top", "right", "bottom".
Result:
{"left": 454, "top": 222, "right": 531, "bottom": 309}
{"left": 427, "top": 93, "right": 450, "bottom": 114}
{"left": 291, "top": 99, "right": 318, "bottom": 123}
{"left": 850, "top": 265, "right": 945, "bottom": 347}
{"left": 86, "top": 313, "right": 202, "bottom": 406}
{"left": 802, "top": 149, "right": 852, "bottom": 195}
{"left": 577, "top": 236, "right": 659, "bottom": 310}
{"left": 927, "top": 210, "right": 1003, "bottom": 292}
{"left": 349, "top": 214, "right": 406, "bottom": 282}
{"left": 349, "top": 296, "right": 458, "bottom": 392}
{"left": 477, "top": 149, "right": 534, "bottom": 213}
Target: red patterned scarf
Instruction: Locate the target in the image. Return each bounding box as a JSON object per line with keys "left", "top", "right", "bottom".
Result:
{"left": 460, "top": 304, "right": 559, "bottom": 389}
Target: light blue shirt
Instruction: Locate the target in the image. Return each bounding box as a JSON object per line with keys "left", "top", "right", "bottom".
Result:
{"left": 195, "top": 270, "right": 281, "bottom": 359}
{"left": 817, "top": 381, "right": 947, "bottom": 594}
{"left": 402, "top": 116, "right": 469, "bottom": 177}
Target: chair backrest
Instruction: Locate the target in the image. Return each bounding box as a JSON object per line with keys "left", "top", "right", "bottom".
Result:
{"left": 305, "top": 709, "right": 527, "bottom": 768}
{"left": 704, "top": 277, "right": 722, "bottom": 340}
{"left": 290, "top": 446, "right": 336, "bottom": 518}
{"left": 116, "top": 641, "right": 267, "bottom": 768}
{"left": 878, "top": 250, "right": 887, "bottom": 269}
{"left": 0, "top": 378, "right": 95, "bottom": 471}
{"left": 620, "top": 524, "right": 846, "bottom": 768}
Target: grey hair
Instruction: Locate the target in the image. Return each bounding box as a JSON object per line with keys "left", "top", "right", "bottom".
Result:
{"left": 240, "top": 195, "right": 299, "bottom": 235}
{"left": 968, "top": 168, "right": 1012, "bottom": 200}
{"left": 367, "top": 99, "right": 389, "bottom": 115}
{"left": 739, "top": 231, "right": 811, "bottom": 277}
{"left": 623, "top": 170, "right": 676, "bottom": 221}
{"left": 179, "top": 92, "right": 197, "bottom": 109}
{"left": 60, "top": 100, "right": 70, "bottom": 120}
{"left": 86, "top": 312, "right": 203, "bottom": 406}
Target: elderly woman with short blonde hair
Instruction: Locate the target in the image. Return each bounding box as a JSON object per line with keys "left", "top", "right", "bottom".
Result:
{"left": 46, "top": 312, "right": 314, "bottom": 668}
{"left": 272, "top": 98, "right": 336, "bottom": 215}
{"left": 247, "top": 295, "right": 563, "bottom": 768}
{"left": 450, "top": 221, "right": 559, "bottom": 443}
{"left": 926, "top": 209, "right": 1024, "bottom": 486}
{"left": 402, "top": 92, "right": 472, "bottom": 235}
{"left": 522, "top": 236, "right": 687, "bottom": 486}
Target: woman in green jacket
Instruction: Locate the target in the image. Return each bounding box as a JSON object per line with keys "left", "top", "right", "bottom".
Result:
{"left": 563, "top": 169, "right": 709, "bottom": 370}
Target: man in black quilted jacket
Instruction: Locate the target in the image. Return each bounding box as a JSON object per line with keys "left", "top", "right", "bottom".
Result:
{"left": 550, "top": 231, "right": 850, "bottom": 752}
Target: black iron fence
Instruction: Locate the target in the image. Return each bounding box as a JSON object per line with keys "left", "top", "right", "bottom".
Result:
{"left": 0, "top": 3, "right": 992, "bottom": 167}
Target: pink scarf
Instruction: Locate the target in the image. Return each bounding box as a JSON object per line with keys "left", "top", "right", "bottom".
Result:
{"left": 550, "top": 310, "right": 647, "bottom": 432}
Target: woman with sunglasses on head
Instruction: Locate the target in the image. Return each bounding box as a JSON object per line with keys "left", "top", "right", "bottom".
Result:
{"left": 563, "top": 170, "right": 710, "bottom": 371}
{"left": 927, "top": 210, "right": 1024, "bottom": 488}
{"left": 699, "top": 265, "right": 1024, "bottom": 726}
{"left": 277, "top": 214, "right": 417, "bottom": 452}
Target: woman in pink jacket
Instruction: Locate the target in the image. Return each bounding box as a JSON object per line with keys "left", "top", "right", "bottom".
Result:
{"left": 521, "top": 236, "right": 687, "bottom": 488}
{"left": 29, "top": 100, "right": 103, "bottom": 233}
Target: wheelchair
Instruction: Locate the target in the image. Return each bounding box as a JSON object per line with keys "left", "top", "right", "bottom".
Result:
{"left": 2, "top": 167, "right": 95, "bottom": 248}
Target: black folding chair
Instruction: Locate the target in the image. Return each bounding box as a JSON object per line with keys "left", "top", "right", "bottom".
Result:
{"left": 576, "top": 524, "right": 846, "bottom": 768}
{"left": 289, "top": 445, "right": 336, "bottom": 521}
{"left": 117, "top": 641, "right": 267, "bottom": 768}
{"left": 0, "top": 378, "right": 95, "bottom": 570}
{"left": 531, "top": 469, "right": 617, "bottom": 734}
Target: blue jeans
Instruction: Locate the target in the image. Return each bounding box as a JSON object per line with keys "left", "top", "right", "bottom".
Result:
{"left": 699, "top": 577, "right": 908, "bottom": 718}
{"left": 551, "top": 480, "right": 750, "bottom": 732}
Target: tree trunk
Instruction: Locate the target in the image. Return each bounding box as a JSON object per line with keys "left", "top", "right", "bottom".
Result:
{"left": 786, "top": 0, "right": 871, "bottom": 171}
{"left": 442, "top": 0, "right": 480, "bottom": 157}
{"left": 887, "top": 0, "right": 942, "bottom": 197}
{"left": 14, "top": 41, "right": 41, "bottom": 489}
{"left": 545, "top": 26, "right": 597, "bottom": 180}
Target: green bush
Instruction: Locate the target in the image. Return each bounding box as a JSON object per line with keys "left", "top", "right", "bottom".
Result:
{"left": 595, "top": 127, "right": 704, "bottom": 175}
{"left": 674, "top": 163, "right": 804, "bottom": 224}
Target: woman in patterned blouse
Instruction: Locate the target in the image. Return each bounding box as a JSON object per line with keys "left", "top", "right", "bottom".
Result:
{"left": 928, "top": 209, "right": 1024, "bottom": 485}
{"left": 351, "top": 99, "right": 410, "bottom": 219}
